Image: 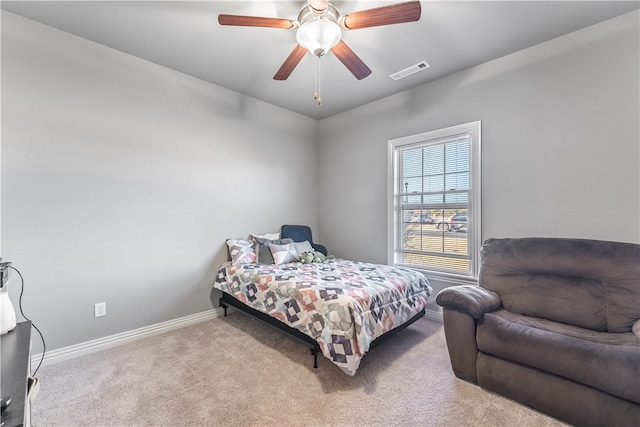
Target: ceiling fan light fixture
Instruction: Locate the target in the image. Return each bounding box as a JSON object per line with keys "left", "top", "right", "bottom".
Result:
{"left": 219, "top": 0, "right": 422, "bottom": 105}
{"left": 296, "top": 16, "right": 341, "bottom": 56}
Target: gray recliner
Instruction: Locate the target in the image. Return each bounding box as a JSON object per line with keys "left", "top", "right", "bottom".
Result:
{"left": 436, "top": 237, "right": 640, "bottom": 427}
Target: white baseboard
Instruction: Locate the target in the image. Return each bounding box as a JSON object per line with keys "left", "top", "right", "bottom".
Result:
{"left": 31, "top": 306, "right": 441, "bottom": 368}
{"left": 31, "top": 307, "right": 225, "bottom": 368}
{"left": 424, "top": 308, "right": 443, "bottom": 322}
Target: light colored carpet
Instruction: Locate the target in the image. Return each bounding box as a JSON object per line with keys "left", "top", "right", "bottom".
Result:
{"left": 32, "top": 313, "right": 567, "bottom": 426}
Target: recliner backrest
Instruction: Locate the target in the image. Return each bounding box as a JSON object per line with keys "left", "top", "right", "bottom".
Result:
{"left": 479, "top": 237, "right": 640, "bottom": 333}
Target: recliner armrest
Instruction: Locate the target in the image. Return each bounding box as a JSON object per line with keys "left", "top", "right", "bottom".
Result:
{"left": 436, "top": 285, "right": 502, "bottom": 319}
{"left": 633, "top": 319, "right": 640, "bottom": 342}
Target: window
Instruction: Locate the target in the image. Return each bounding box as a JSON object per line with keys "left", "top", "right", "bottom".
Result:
{"left": 388, "top": 121, "right": 481, "bottom": 280}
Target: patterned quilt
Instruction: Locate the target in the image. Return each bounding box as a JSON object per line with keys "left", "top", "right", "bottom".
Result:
{"left": 214, "top": 259, "right": 432, "bottom": 375}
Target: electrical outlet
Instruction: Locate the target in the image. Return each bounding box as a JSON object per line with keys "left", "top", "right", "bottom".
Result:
{"left": 94, "top": 302, "right": 106, "bottom": 318}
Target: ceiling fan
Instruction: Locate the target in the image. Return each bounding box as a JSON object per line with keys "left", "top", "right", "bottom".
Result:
{"left": 218, "top": 0, "right": 421, "bottom": 104}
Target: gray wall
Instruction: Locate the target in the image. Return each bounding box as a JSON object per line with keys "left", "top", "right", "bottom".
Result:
{"left": 317, "top": 11, "right": 640, "bottom": 307}
{"left": 1, "top": 12, "right": 318, "bottom": 352}
{"left": 2, "top": 9, "right": 639, "bottom": 352}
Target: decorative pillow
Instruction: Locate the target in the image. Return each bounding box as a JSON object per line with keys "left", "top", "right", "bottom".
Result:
{"left": 269, "top": 243, "right": 299, "bottom": 265}
{"left": 226, "top": 239, "right": 256, "bottom": 265}
{"left": 254, "top": 237, "right": 294, "bottom": 264}
{"left": 294, "top": 240, "right": 314, "bottom": 255}
{"left": 251, "top": 232, "right": 280, "bottom": 241}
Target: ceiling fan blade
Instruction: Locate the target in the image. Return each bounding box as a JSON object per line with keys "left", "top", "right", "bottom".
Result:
{"left": 218, "top": 14, "right": 296, "bottom": 29}
{"left": 308, "top": 0, "right": 329, "bottom": 14}
{"left": 274, "top": 45, "right": 308, "bottom": 80}
{"left": 331, "top": 41, "right": 372, "bottom": 80}
{"left": 340, "top": 1, "right": 421, "bottom": 30}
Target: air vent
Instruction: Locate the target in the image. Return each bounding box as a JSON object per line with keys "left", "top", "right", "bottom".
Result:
{"left": 390, "top": 60, "right": 431, "bottom": 81}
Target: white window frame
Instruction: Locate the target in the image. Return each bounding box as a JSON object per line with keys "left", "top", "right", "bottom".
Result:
{"left": 387, "top": 121, "right": 481, "bottom": 284}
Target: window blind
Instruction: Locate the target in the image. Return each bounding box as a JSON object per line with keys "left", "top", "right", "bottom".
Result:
{"left": 395, "top": 134, "right": 471, "bottom": 275}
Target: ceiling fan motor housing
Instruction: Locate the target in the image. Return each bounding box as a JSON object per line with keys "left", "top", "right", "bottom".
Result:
{"left": 296, "top": 3, "right": 341, "bottom": 57}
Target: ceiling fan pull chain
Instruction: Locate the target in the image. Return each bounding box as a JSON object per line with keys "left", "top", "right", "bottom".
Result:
{"left": 315, "top": 55, "right": 322, "bottom": 105}
{"left": 314, "top": 55, "right": 318, "bottom": 101}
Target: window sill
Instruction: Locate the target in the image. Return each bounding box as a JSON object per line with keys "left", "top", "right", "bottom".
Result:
{"left": 399, "top": 265, "right": 478, "bottom": 287}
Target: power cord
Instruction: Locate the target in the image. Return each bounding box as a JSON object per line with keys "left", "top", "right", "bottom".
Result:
{"left": 8, "top": 265, "right": 46, "bottom": 377}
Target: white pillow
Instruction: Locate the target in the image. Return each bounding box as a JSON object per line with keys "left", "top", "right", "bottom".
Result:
{"left": 269, "top": 243, "right": 299, "bottom": 265}
{"left": 226, "top": 239, "right": 256, "bottom": 265}
{"left": 294, "top": 240, "right": 314, "bottom": 255}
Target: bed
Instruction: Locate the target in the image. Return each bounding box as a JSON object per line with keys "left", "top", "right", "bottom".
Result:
{"left": 214, "top": 255, "right": 432, "bottom": 376}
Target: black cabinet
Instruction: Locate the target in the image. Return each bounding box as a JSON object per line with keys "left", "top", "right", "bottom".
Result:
{"left": 1, "top": 321, "right": 31, "bottom": 427}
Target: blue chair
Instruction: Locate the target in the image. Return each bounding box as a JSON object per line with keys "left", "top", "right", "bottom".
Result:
{"left": 280, "top": 225, "right": 327, "bottom": 256}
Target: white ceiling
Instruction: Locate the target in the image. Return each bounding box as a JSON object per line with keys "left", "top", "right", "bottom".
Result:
{"left": 2, "top": 1, "right": 638, "bottom": 120}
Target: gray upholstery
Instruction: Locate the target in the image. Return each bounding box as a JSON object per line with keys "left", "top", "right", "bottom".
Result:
{"left": 435, "top": 285, "right": 501, "bottom": 319}
{"left": 478, "top": 310, "right": 640, "bottom": 403}
{"left": 479, "top": 237, "right": 640, "bottom": 333}
{"left": 436, "top": 237, "right": 640, "bottom": 427}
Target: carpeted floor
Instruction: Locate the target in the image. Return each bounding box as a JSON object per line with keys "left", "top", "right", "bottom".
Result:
{"left": 31, "top": 313, "right": 567, "bottom": 426}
